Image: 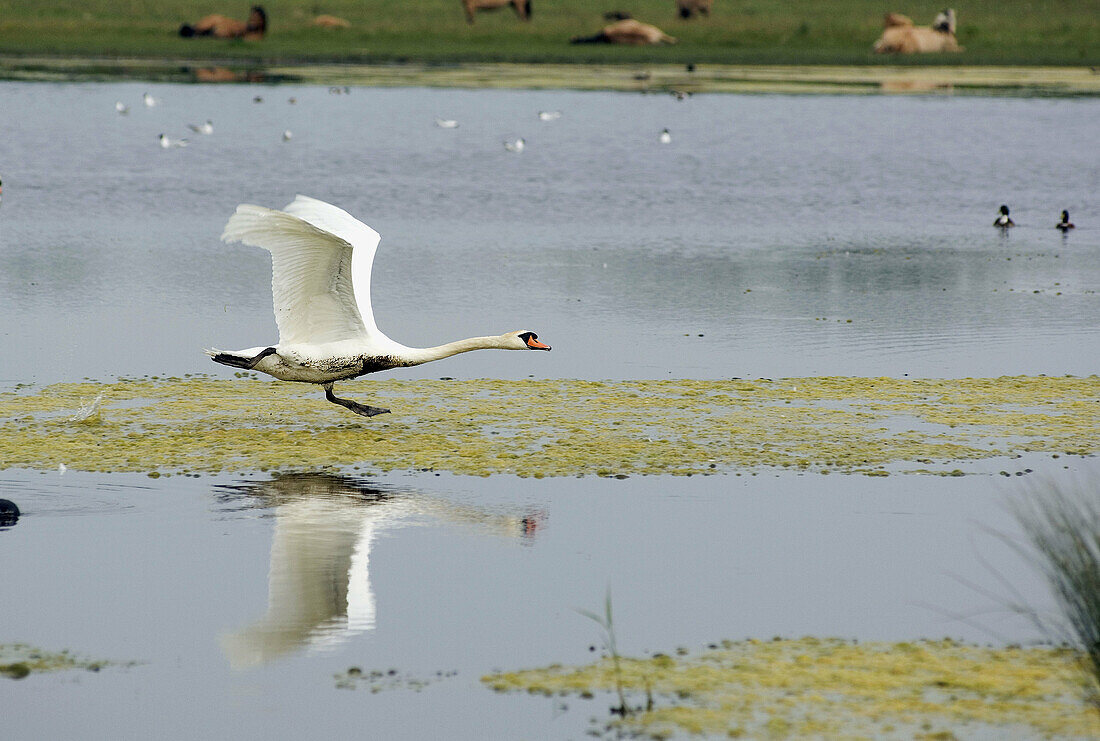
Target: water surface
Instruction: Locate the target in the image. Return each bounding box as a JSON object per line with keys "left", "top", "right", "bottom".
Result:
{"left": 1, "top": 82, "right": 1098, "bottom": 738}
{"left": 1, "top": 466, "right": 1072, "bottom": 738}
{"left": 0, "top": 83, "right": 1097, "bottom": 384}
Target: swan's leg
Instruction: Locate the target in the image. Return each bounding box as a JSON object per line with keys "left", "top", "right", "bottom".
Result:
{"left": 323, "top": 382, "right": 390, "bottom": 418}
{"left": 212, "top": 346, "right": 277, "bottom": 370}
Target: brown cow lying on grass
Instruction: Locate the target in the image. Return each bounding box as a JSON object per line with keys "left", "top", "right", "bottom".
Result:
{"left": 462, "top": 0, "right": 531, "bottom": 24}
{"left": 179, "top": 5, "right": 267, "bottom": 39}
{"left": 313, "top": 15, "right": 350, "bottom": 29}
{"left": 676, "top": 0, "right": 712, "bottom": 20}
{"left": 571, "top": 19, "right": 678, "bottom": 45}
{"left": 873, "top": 8, "right": 962, "bottom": 53}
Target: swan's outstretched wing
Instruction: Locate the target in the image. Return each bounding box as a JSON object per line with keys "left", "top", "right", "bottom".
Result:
{"left": 281, "top": 195, "right": 384, "bottom": 339}
{"left": 222, "top": 197, "right": 381, "bottom": 346}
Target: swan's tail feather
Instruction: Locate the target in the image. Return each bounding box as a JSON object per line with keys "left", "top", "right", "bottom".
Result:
{"left": 206, "top": 348, "right": 256, "bottom": 369}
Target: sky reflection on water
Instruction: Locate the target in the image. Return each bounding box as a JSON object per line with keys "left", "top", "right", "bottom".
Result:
{"left": 0, "top": 83, "right": 1098, "bottom": 384}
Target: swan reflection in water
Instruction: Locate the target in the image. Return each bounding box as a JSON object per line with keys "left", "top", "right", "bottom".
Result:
{"left": 215, "top": 473, "right": 543, "bottom": 668}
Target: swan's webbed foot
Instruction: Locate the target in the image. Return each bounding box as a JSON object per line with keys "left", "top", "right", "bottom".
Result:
{"left": 212, "top": 346, "right": 277, "bottom": 370}
{"left": 324, "top": 383, "right": 390, "bottom": 418}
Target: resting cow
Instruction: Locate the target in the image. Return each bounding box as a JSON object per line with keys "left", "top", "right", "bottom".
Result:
{"left": 462, "top": 0, "right": 531, "bottom": 24}
{"left": 873, "top": 8, "right": 962, "bottom": 54}
{"left": 676, "top": 0, "right": 712, "bottom": 20}
{"left": 571, "top": 19, "right": 678, "bottom": 45}
{"left": 180, "top": 5, "right": 267, "bottom": 40}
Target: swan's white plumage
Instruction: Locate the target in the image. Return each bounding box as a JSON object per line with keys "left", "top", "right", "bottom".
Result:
{"left": 222, "top": 196, "right": 383, "bottom": 347}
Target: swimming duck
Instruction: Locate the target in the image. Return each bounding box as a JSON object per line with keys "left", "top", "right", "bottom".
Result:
{"left": 993, "top": 204, "right": 1015, "bottom": 228}
{"left": 1056, "top": 210, "right": 1075, "bottom": 232}
{"left": 0, "top": 498, "right": 18, "bottom": 528}
{"left": 207, "top": 196, "right": 550, "bottom": 417}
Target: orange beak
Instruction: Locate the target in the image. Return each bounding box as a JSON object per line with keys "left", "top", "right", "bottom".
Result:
{"left": 526, "top": 335, "right": 551, "bottom": 350}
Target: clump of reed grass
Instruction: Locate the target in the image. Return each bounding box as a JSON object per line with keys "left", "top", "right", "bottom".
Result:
{"left": 1014, "top": 482, "right": 1100, "bottom": 712}
{"left": 577, "top": 587, "right": 633, "bottom": 716}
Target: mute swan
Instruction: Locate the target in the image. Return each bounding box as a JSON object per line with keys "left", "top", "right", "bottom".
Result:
{"left": 1057, "top": 210, "right": 1075, "bottom": 232}
{"left": 207, "top": 196, "right": 551, "bottom": 417}
{"left": 994, "top": 204, "right": 1015, "bottom": 228}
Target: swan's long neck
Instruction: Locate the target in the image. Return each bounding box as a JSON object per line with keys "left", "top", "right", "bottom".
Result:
{"left": 398, "top": 335, "right": 516, "bottom": 366}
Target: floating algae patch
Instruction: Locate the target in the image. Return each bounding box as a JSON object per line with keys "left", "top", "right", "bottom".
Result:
{"left": 334, "top": 666, "right": 458, "bottom": 692}
{"left": 0, "top": 376, "right": 1097, "bottom": 477}
{"left": 483, "top": 638, "right": 1100, "bottom": 739}
{"left": 0, "top": 643, "right": 130, "bottom": 679}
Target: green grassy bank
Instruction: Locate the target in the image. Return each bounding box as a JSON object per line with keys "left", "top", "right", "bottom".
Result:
{"left": 0, "top": 0, "right": 1097, "bottom": 67}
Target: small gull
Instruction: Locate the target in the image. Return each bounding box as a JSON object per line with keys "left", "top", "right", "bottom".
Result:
{"left": 435, "top": 118, "right": 459, "bottom": 128}
{"left": 159, "top": 133, "right": 189, "bottom": 148}
{"left": 188, "top": 119, "right": 214, "bottom": 135}
{"left": 504, "top": 137, "right": 525, "bottom": 152}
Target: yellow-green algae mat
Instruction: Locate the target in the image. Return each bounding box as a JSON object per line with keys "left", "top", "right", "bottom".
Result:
{"left": 0, "top": 375, "right": 1097, "bottom": 477}
{"left": 0, "top": 643, "right": 127, "bottom": 679}
{"left": 483, "top": 638, "right": 1100, "bottom": 739}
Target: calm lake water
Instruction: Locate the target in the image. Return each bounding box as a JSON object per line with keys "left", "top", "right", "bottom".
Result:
{"left": 1, "top": 81, "right": 1099, "bottom": 738}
